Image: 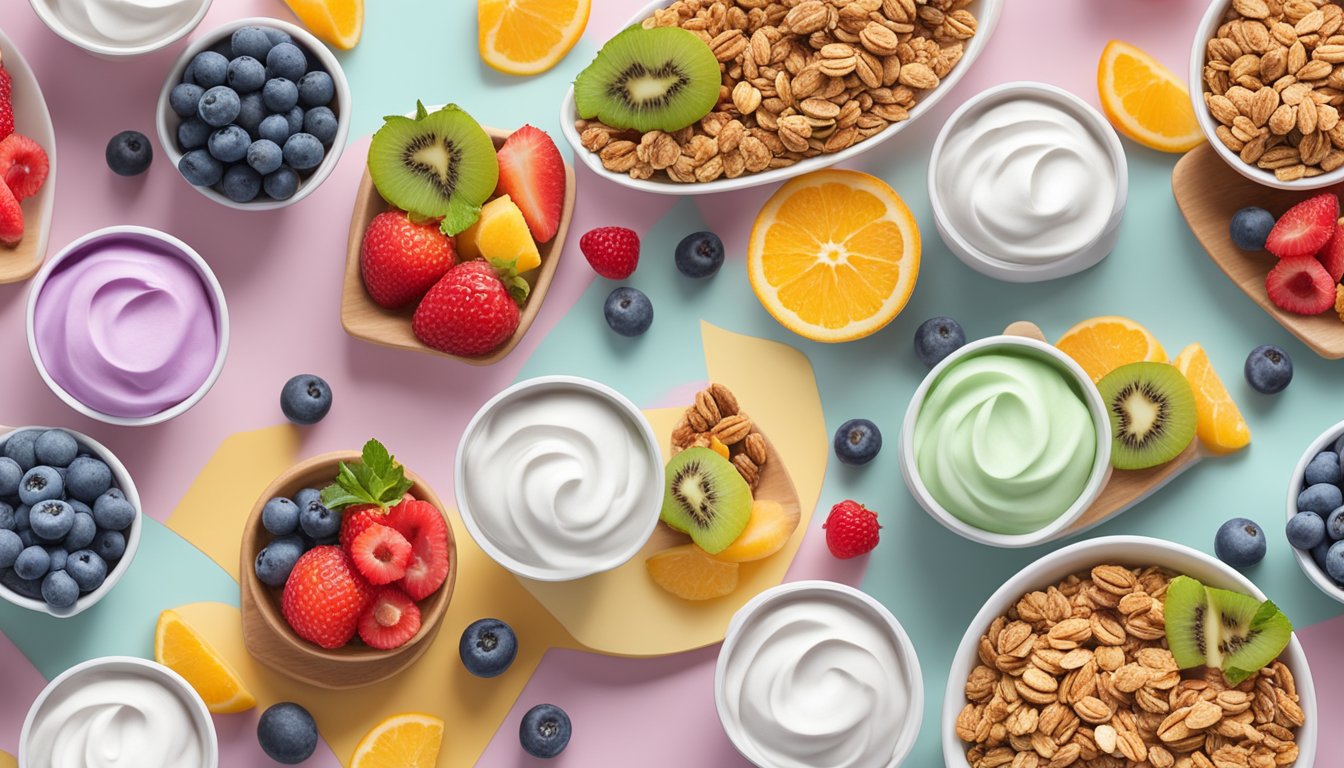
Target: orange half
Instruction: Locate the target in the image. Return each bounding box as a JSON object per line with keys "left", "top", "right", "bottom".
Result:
{"left": 1055, "top": 315, "right": 1167, "bottom": 382}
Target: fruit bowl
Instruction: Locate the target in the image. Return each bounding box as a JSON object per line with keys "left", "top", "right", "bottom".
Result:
{"left": 0, "top": 28, "right": 57, "bottom": 284}
{"left": 341, "top": 123, "right": 576, "bottom": 364}
{"left": 1286, "top": 419, "right": 1344, "bottom": 605}
{"left": 238, "top": 451, "right": 456, "bottom": 689}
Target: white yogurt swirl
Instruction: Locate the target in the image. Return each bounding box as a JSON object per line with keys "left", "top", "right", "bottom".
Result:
{"left": 936, "top": 97, "right": 1118, "bottom": 265}
{"left": 48, "top": 0, "right": 202, "bottom": 47}
{"left": 720, "top": 590, "right": 913, "bottom": 768}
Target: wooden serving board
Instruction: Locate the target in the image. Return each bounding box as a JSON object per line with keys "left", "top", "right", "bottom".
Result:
{"left": 0, "top": 31, "right": 56, "bottom": 284}
{"left": 1172, "top": 143, "right": 1344, "bottom": 359}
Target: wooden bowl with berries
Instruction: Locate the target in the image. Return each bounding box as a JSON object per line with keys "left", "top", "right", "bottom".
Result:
{"left": 239, "top": 440, "right": 456, "bottom": 689}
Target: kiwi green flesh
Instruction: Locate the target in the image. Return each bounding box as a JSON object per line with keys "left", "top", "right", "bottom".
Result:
{"left": 367, "top": 104, "right": 499, "bottom": 236}
{"left": 1163, "top": 575, "right": 1293, "bottom": 686}
{"left": 1097, "top": 362, "right": 1197, "bottom": 471}
{"left": 574, "top": 26, "right": 721, "bottom": 134}
{"left": 659, "top": 447, "right": 752, "bottom": 554}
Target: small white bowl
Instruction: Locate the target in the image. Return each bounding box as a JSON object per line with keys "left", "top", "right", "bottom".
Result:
{"left": 19, "top": 656, "right": 219, "bottom": 768}
{"left": 942, "top": 535, "right": 1318, "bottom": 768}
{"left": 1286, "top": 419, "right": 1344, "bottom": 604}
{"left": 0, "top": 427, "right": 141, "bottom": 617}
{"left": 715, "top": 580, "right": 924, "bottom": 767}
{"left": 558, "top": 0, "right": 1004, "bottom": 195}
{"left": 155, "top": 17, "right": 351, "bottom": 210}
{"left": 928, "top": 81, "right": 1128, "bottom": 282}
{"left": 899, "top": 335, "right": 1113, "bottom": 548}
{"left": 454, "top": 375, "right": 664, "bottom": 582}
{"left": 25, "top": 226, "right": 230, "bottom": 426}
{"left": 28, "top": 0, "right": 212, "bottom": 59}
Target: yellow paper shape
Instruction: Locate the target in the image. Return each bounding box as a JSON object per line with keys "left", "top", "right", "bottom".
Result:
{"left": 0, "top": 750, "right": 15, "bottom": 768}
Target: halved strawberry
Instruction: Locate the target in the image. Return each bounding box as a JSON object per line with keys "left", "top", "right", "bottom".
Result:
{"left": 0, "top": 134, "right": 49, "bottom": 201}
{"left": 1266, "top": 193, "right": 1339, "bottom": 258}
{"left": 1318, "top": 223, "right": 1344, "bottom": 282}
{"left": 339, "top": 504, "right": 388, "bottom": 551}
{"left": 0, "top": 179, "right": 21, "bottom": 246}
{"left": 357, "top": 587, "right": 421, "bottom": 650}
{"left": 349, "top": 523, "right": 414, "bottom": 585}
{"left": 385, "top": 499, "right": 450, "bottom": 600}
{"left": 495, "top": 125, "right": 565, "bottom": 243}
{"left": 1267, "top": 254, "right": 1337, "bottom": 315}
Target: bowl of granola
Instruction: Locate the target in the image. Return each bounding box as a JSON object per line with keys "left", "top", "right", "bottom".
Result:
{"left": 559, "top": 0, "right": 1003, "bottom": 194}
{"left": 943, "top": 535, "right": 1317, "bottom": 768}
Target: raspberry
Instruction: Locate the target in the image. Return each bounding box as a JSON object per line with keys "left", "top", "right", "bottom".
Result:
{"left": 579, "top": 226, "right": 640, "bottom": 279}
{"left": 823, "top": 500, "right": 880, "bottom": 559}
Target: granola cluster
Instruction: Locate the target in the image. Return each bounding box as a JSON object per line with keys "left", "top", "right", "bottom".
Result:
{"left": 670, "top": 383, "right": 769, "bottom": 488}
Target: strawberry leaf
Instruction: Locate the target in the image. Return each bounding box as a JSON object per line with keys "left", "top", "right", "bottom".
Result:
{"left": 320, "top": 439, "right": 414, "bottom": 511}
{"left": 489, "top": 258, "right": 531, "bottom": 306}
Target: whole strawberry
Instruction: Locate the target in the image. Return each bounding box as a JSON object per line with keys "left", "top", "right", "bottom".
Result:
{"left": 0, "top": 50, "right": 12, "bottom": 143}
{"left": 823, "top": 500, "right": 880, "bottom": 559}
{"left": 281, "top": 546, "right": 374, "bottom": 649}
{"left": 412, "top": 260, "right": 522, "bottom": 356}
{"left": 360, "top": 210, "right": 456, "bottom": 309}
{"left": 580, "top": 226, "right": 639, "bottom": 279}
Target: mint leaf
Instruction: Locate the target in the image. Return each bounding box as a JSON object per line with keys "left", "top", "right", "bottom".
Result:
{"left": 362, "top": 439, "right": 393, "bottom": 477}
{"left": 319, "top": 439, "right": 413, "bottom": 511}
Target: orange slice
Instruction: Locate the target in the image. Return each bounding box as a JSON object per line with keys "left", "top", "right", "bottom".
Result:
{"left": 1098, "top": 40, "right": 1203, "bottom": 153}
{"left": 1174, "top": 343, "right": 1250, "bottom": 455}
{"left": 283, "top": 0, "right": 364, "bottom": 50}
{"left": 1055, "top": 316, "right": 1167, "bottom": 383}
{"left": 350, "top": 713, "right": 444, "bottom": 768}
{"left": 154, "top": 610, "right": 256, "bottom": 714}
{"left": 478, "top": 0, "right": 591, "bottom": 76}
{"left": 711, "top": 500, "right": 800, "bottom": 563}
{"left": 748, "top": 169, "right": 920, "bottom": 343}
{"left": 647, "top": 544, "right": 739, "bottom": 600}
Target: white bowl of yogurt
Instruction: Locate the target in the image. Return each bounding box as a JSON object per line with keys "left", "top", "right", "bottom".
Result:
{"left": 28, "top": 0, "right": 213, "bottom": 59}
{"left": 899, "top": 335, "right": 1113, "bottom": 548}
{"left": 928, "top": 81, "right": 1128, "bottom": 283}
{"left": 715, "top": 580, "right": 924, "bottom": 768}
{"left": 25, "top": 226, "right": 230, "bottom": 427}
{"left": 455, "top": 375, "right": 664, "bottom": 582}
{"left": 19, "top": 655, "right": 219, "bottom": 768}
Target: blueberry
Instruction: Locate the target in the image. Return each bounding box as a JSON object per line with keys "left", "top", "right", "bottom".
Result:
{"left": 459, "top": 618, "right": 518, "bottom": 678}
{"left": 13, "top": 506, "right": 28, "bottom": 532}
{"left": 16, "top": 529, "right": 33, "bottom": 548}
{"left": 262, "top": 497, "right": 300, "bottom": 535}
{"left": 263, "top": 166, "right": 300, "bottom": 200}
{"left": 519, "top": 703, "right": 571, "bottom": 759}
{"left": 297, "top": 70, "right": 334, "bottom": 108}
{"left": 65, "top": 456, "right": 111, "bottom": 503}
{"left": 1245, "top": 344, "right": 1292, "bottom": 394}
{"left": 1215, "top": 517, "right": 1267, "bottom": 568}
{"left": 179, "top": 149, "right": 224, "bottom": 187}
{"left": 3, "top": 430, "right": 39, "bottom": 471}
{"left": 1287, "top": 511, "right": 1326, "bottom": 550}
{"left": 1311, "top": 537, "right": 1334, "bottom": 574}
{"left": 263, "top": 28, "right": 293, "bottom": 46}
{"left": 66, "top": 511, "right": 96, "bottom": 551}
{"left": 1304, "top": 450, "right": 1341, "bottom": 486}
{"left": 257, "top": 702, "right": 318, "bottom": 764}
{"left": 1327, "top": 506, "right": 1344, "bottom": 540}
{"left": 236, "top": 92, "right": 266, "bottom": 136}
{"left": 246, "top": 139, "right": 284, "bottom": 175}
{"left": 0, "top": 458, "right": 20, "bottom": 498}
{"left": 231, "top": 26, "right": 274, "bottom": 61}
{"left": 299, "top": 500, "right": 338, "bottom": 539}
{"left": 93, "top": 491, "right": 136, "bottom": 532}
{"left": 302, "top": 106, "right": 338, "bottom": 146}
{"left": 0, "top": 530, "right": 20, "bottom": 568}
{"left": 189, "top": 51, "right": 229, "bottom": 88}
{"left": 1230, "top": 207, "right": 1276, "bottom": 251}
{"left": 170, "top": 82, "right": 205, "bottom": 118}
{"left": 673, "top": 231, "right": 724, "bottom": 278}
{"left": 1299, "top": 482, "right": 1342, "bottom": 515}
{"left": 45, "top": 546, "right": 66, "bottom": 571}
{"left": 14, "top": 546, "right": 49, "bottom": 580}
{"left": 105, "top": 130, "right": 154, "bottom": 177}
{"left": 0, "top": 568, "right": 42, "bottom": 600}
{"left": 282, "top": 105, "right": 305, "bottom": 135}
{"left": 33, "top": 430, "right": 78, "bottom": 468}
{"left": 221, "top": 164, "right": 262, "bottom": 203}
{"left": 1328, "top": 541, "right": 1344, "bottom": 582}
{"left": 915, "top": 316, "right": 967, "bottom": 367}
{"left": 177, "top": 117, "right": 212, "bottom": 150}
{"left": 293, "top": 488, "right": 320, "bottom": 511}
{"left": 262, "top": 77, "right": 298, "bottom": 113}
{"left": 66, "top": 549, "right": 108, "bottom": 592}
{"left": 603, "top": 287, "right": 653, "bottom": 336}
{"left": 19, "top": 466, "right": 63, "bottom": 506}
{"left": 266, "top": 43, "right": 307, "bottom": 82}
{"left": 197, "top": 85, "right": 241, "bottom": 127}
{"left": 41, "top": 570, "right": 78, "bottom": 608}
{"left": 30, "top": 500, "right": 74, "bottom": 542}
{"left": 280, "top": 374, "right": 332, "bottom": 425}
{"left": 833, "top": 418, "right": 882, "bottom": 466}
{"left": 258, "top": 114, "right": 291, "bottom": 145}
{"left": 226, "top": 56, "right": 265, "bottom": 94}
{"left": 0, "top": 502, "right": 12, "bottom": 531}
{"left": 282, "top": 132, "right": 324, "bottom": 171}
{"left": 254, "top": 535, "right": 304, "bottom": 587}
{"left": 93, "top": 530, "right": 126, "bottom": 562}
{"left": 207, "top": 125, "right": 250, "bottom": 163}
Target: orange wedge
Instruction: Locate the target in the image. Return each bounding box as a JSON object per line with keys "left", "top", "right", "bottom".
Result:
{"left": 1055, "top": 316, "right": 1167, "bottom": 383}
{"left": 1174, "top": 343, "right": 1250, "bottom": 455}
{"left": 283, "top": 0, "right": 364, "bottom": 50}
{"left": 154, "top": 610, "right": 256, "bottom": 714}
{"left": 647, "top": 544, "right": 739, "bottom": 600}
{"left": 1098, "top": 40, "right": 1203, "bottom": 153}
{"left": 478, "top": 0, "right": 591, "bottom": 76}
{"left": 748, "top": 169, "right": 920, "bottom": 343}
{"left": 351, "top": 713, "right": 444, "bottom": 768}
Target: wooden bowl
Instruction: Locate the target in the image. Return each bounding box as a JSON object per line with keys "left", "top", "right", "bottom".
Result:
{"left": 0, "top": 29, "right": 57, "bottom": 284}
{"left": 238, "top": 451, "right": 457, "bottom": 689}
{"left": 341, "top": 125, "right": 577, "bottom": 364}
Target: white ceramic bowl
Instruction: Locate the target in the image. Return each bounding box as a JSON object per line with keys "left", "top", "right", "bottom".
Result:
{"left": 928, "top": 81, "right": 1128, "bottom": 282}
{"left": 454, "top": 375, "right": 664, "bottom": 581}
{"left": 28, "top": 0, "right": 212, "bottom": 59}
{"left": 25, "top": 225, "right": 230, "bottom": 426}
{"left": 1286, "top": 419, "right": 1344, "bottom": 604}
{"left": 1189, "top": 0, "right": 1341, "bottom": 190}
{"left": 0, "top": 427, "right": 141, "bottom": 618}
{"left": 155, "top": 17, "right": 351, "bottom": 210}
{"left": 899, "top": 335, "right": 1113, "bottom": 547}
{"left": 558, "top": 0, "right": 1004, "bottom": 195}
{"left": 942, "top": 535, "right": 1318, "bottom": 768}
{"left": 715, "top": 580, "right": 924, "bottom": 767}
{"left": 19, "top": 656, "right": 219, "bottom": 768}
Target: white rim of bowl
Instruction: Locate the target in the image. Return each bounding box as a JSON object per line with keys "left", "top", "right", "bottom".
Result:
{"left": 1286, "top": 419, "right": 1344, "bottom": 603}
{"left": 940, "top": 535, "right": 1317, "bottom": 768}
{"left": 926, "top": 81, "right": 1128, "bottom": 280}
{"left": 26, "top": 0, "right": 213, "bottom": 58}
{"left": 19, "top": 656, "right": 219, "bottom": 767}
{"left": 154, "top": 17, "right": 351, "bottom": 210}
{"left": 557, "top": 0, "right": 1006, "bottom": 195}
{"left": 453, "top": 375, "right": 664, "bottom": 582}
{"left": 899, "top": 335, "right": 1114, "bottom": 548}
{"left": 25, "top": 225, "right": 230, "bottom": 426}
{"left": 714, "top": 580, "right": 925, "bottom": 767}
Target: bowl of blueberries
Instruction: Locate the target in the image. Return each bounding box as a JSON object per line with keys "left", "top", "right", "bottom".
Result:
{"left": 155, "top": 17, "right": 350, "bottom": 210}
{"left": 0, "top": 427, "right": 140, "bottom": 617}
{"left": 1285, "top": 419, "right": 1344, "bottom": 604}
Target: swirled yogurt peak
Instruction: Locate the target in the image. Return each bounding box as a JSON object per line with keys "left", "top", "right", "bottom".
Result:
{"left": 47, "top": 0, "right": 204, "bottom": 47}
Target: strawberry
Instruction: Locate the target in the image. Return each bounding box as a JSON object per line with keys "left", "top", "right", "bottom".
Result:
{"left": 1318, "top": 222, "right": 1344, "bottom": 283}
{"left": 0, "top": 134, "right": 48, "bottom": 201}
{"left": 579, "top": 226, "right": 639, "bottom": 279}
{"left": 348, "top": 523, "right": 413, "bottom": 585}
{"left": 358, "top": 587, "right": 421, "bottom": 650}
{"left": 281, "top": 546, "right": 374, "bottom": 649}
{"left": 0, "top": 178, "right": 21, "bottom": 246}
{"left": 822, "top": 500, "right": 881, "bottom": 559}
{"left": 411, "top": 260, "right": 521, "bottom": 357}
{"left": 360, "top": 210, "right": 456, "bottom": 309}
{"left": 339, "top": 504, "right": 388, "bottom": 550}
{"left": 0, "top": 50, "right": 12, "bottom": 143}
{"left": 385, "top": 499, "right": 450, "bottom": 601}
{"left": 495, "top": 125, "right": 565, "bottom": 243}
{"left": 1265, "top": 193, "right": 1338, "bottom": 258}
{"left": 1266, "top": 254, "right": 1337, "bottom": 315}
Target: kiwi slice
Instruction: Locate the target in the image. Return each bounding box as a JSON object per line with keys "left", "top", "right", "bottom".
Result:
{"left": 1096, "top": 362, "right": 1197, "bottom": 470}
{"left": 573, "top": 25, "right": 721, "bottom": 133}
{"left": 1164, "top": 575, "right": 1293, "bottom": 685}
{"left": 367, "top": 102, "right": 498, "bottom": 236}
{"left": 660, "top": 447, "right": 752, "bottom": 554}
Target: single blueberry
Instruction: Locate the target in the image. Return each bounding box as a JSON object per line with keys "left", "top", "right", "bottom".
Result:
{"left": 1229, "top": 207, "right": 1276, "bottom": 251}
{"left": 519, "top": 703, "right": 571, "bottom": 759}
{"left": 833, "top": 418, "right": 882, "bottom": 466}
{"left": 19, "top": 466, "right": 63, "bottom": 506}
{"left": 14, "top": 546, "right": 49, "bottom": 580}
{"left": 231, "top": 26, "right": 274, "bottom": 61}
{"left": 1214, "top": 517, "right": 1267, "bottom": 568}
{"left": 302, "top": 106, "right": 338, "bottom": 146}
{"left": 236, "top": 92, "right": 266, "bottom": 136}
{"left": 915, "top": 316, "right": 967, "bottom": 367}
{"left": 282, "top": 132, "right": 324, "bottom": 171}
{"left": 45, "top": 546, "right": 66, "bottom": 571}
{"left": 254, "top": 535, "right": 305, "bottom": 587}
{"left": 13, "top": 506, "right": 28, "bottom": 532}
{"left": 65, "top": 511, "right": 96, "bottom": 551}
{"left": 41, "top": 570, "right": 79, "bottom": 609}
{"left": 0, "top": 568, "right": 42, "bottom": 600}
{"left": 221, "top": 164, "right": 262, "bottom": 203}
{"left": 282, "top": 105, "right": 305, "bottom": 135}
{"left": 297, "top": 70, "right": 334, "bottom": 108}
{"left": 1305, "top": 451, "right": 1342, "bottom": 486}
{"left": 170, "top": 82, "right": 205, "bottom": 118}
{"left": 266, "top": 43, "right": 307, "bottom": 82}
{"left": 246, "top": 139, "right": 284, "bottom": 175}
{"left": 93, "top": 530, "right": 126, "bottom": 562}
{"left": 226, "top": 56, "right": 266, "bottom": 94}
{"left": 263, "top": 166, "right": 299, "bottom": 200}
{"left": 65, "top": 550, "right": 107, "bottom": 592}
{"left": 33, "top": 430, "right": 78, "bottom": 468}
{"left": 263, "top": 28, "right": 292, "bottom": 47}
{"left": 93, "top": 491, "right": 136, "bottom": 532}
{"left": 603, "top": 287, "right": 653, "bottom": 337}
{"left": 257, "top": 702, "right": 318, "bottom": 764}
{"left": 16, "top": 529, "right": 33, "bottom": 548}
{"left": 1328, "top": 541, "right": 1344, "bottom": 582}
{"left": 1245, "top": 344, "right": 1292, "bottom": 394}
{"left": 207, "top": 124, "right": 251, "bottom": 163}
{"left": 102, "top": 488, "right": 125, "bottom": 501}
{"left": 459, "top": 618, "right": 518, "bottom": 678}
{"left": 1287, "top": 511, "right": 1327, "bottom": 550}
{"left": 197, "top": 85, "right": 241, "bottom": 127}
{"left": 1299, "top": 483, "right": 1343, "bottom": 515}
{"left": 674, "top": 231, "right": 725, "bottom": 278}
{"left": 1327, "top": 506, "right": 1344, "bottom": 541}
{"left": 29, "top": 500, "right": 74, "bottom": 542}
{"left": 280, "top": 375, "right": 332, "bottom": 425}
{"left": 0, "top": 502, "right": 12, "bottom": 531}
{"left": 0, "top": 530, "right": 21, "bottom": 569}
{"left": 262, "top": 77, "right": 299, "bottom": 113}
{"left": 179, "top": 149, "right": 224, "bottom": 187}
{"left": 65, "top": 456, "right": 112, "bottom": 503}
{"left": 262, "top": 497, "right": 300, "bottom": 536}
{"left": 0, "top": 457, "right": 21, "bottom": 497}
{"left": 189, "top": 51, "right": 229, "bottom": 88}
{"left": 105, "top": 130, "right": 153, "bottom": 177}
{"left": 258, "top": 113, "right": 291, "bottom": 145}
{"left": 177, "top": 117, "right": 212, "bottom": 150}
{"left": 3, "top": 431, "right": 40, "bottom": 471}
{"left": 293, "top": 488, "right": 321, "bottom": 510}
{"left": 299, "top": 500, "right": 339, "bottom": 539}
